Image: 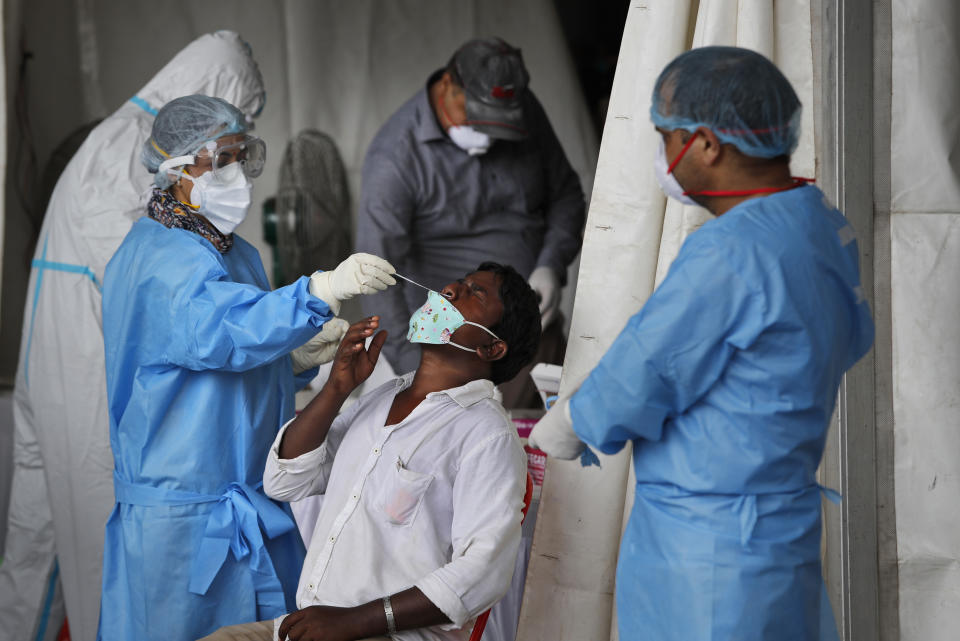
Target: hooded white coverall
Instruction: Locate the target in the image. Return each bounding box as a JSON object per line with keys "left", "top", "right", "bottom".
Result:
{"left": 0, "top": 31, "right": 265, "bottom": 641}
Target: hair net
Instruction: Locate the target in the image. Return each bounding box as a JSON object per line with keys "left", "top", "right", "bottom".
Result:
{"left": 650, "top": 46, "right": 801, "bottom": 159}
{"left": 142, "top": 94, "right": 249, "bottom": 188}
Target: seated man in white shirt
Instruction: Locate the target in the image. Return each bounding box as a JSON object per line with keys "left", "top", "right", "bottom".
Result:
{"left": 201, "top": 262, "right": 542, "bottom": 641}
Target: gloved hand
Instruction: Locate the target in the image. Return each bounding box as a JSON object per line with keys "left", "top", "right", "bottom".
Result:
{"left": 290, "top": 318, "right": 350, "bottom": 374}
{"left": 528, "top": 266, "right": 561, "bottom": 329}
{"left": 527, "top": 395, "right": 586, "bottom": 460}
{"left": 309, "top": 253, "right": 397, "bottom": 315}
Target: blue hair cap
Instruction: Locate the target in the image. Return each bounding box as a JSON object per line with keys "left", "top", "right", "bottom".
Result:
{"left": 143, "top": 94, "right": 248, "bottom": 187}
{"left": 650, "top": 46, "right": 801, "bottom": 159}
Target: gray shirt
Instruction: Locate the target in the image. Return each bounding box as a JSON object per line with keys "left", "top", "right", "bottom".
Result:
{"left": 357, "top": 72, "right": 586, "bottom": 373}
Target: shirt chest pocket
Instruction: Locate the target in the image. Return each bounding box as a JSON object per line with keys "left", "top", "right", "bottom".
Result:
{"left": 379, "top": 460, "right": 434, "bottom": 526}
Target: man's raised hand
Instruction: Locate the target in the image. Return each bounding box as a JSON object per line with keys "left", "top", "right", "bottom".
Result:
{"left": 326, "top": 316, "right": 387, "bottom": 397}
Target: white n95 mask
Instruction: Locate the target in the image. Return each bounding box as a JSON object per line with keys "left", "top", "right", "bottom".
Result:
{"left": 182, "top": 162, "right": 253, "bottom": 234}
{"left": 448, "top": 125, "right": 491, "bottom": 156}
{"left": 407, "top": 290, "right": 500, "bottom": 352}
{"left": 654, "top": 139, "right": 697, "bottom": 207}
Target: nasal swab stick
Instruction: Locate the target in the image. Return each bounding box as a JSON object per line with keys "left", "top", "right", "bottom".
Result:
{"left": 394, "top": 272, "right": 432, "bottom": 292}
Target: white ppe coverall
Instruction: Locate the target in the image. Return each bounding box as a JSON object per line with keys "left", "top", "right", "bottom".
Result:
{"left": 0, "top": 30, "right": 264, "bottom": 641}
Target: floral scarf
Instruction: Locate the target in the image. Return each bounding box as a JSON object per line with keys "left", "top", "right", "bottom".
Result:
{"left": 147, "top": 188, "right": 233, "bottom": 254}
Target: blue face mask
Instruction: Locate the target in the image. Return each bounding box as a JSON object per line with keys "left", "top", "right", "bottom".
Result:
{"left": 407, "top": 290, "right": 500, "bottom": 352}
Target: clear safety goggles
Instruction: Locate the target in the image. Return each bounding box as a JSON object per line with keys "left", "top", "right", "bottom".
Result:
{"left": 158, "top": 135, "right": 266, "bottom": 184}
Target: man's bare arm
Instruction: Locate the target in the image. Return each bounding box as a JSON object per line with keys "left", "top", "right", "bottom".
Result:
{"left": 276, "top": 587, "right": 450, "bottom": 641}
{"left": 278, "top": 317, "right": 385, "bottom": 459}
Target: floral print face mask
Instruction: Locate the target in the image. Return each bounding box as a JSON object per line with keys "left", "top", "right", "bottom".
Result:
{"left": 406, "top": 290, "right": 500, "bottom": 353}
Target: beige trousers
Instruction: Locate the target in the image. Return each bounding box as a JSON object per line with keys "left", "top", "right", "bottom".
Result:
{"left": 196, "top": 618, "right": 390, "bottom": 641}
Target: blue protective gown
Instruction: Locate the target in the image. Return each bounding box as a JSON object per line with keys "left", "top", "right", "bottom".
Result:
{"left": 99, "top": 217, "right": 332, "bottom": 641}
{"left": 571, "top": 186, "right": 874, "bottom": 641}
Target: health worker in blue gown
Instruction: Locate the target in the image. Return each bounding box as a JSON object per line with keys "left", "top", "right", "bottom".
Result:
{"left": 99, "top": 94, "right": 396, "bottom": 641}
{"left": 529, "top": 47, "right": 874, "bottom": 641}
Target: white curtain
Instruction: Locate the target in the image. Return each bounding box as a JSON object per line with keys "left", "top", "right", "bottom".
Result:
{"left": 0, "top": 0, "right": 6, "bottom": 321}
{"left": 517, "top": 2, "right": 814, "bottom": 639}
{"left": 0, "top": 0, "right": 10, "bottom": 555}
{"left": 0, "top": 2, "right": 598, "bottom": 639}
{"left": 890, "top": 0, "right": 960, "bottom": 639}
{"left": 71, "top": 0, "right": 597, "bottom": 293}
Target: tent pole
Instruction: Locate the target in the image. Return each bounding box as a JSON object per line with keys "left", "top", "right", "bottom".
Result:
{"left": 815, "top": 0, "right": 885, "bottom": 639}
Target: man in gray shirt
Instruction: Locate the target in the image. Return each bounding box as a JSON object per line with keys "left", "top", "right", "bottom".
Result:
{"left": 357, "top": 37, "right": 585, "bottom": 405}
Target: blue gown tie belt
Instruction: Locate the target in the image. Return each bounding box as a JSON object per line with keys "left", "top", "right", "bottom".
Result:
{"left": 730, "top": 484, "right": 842, "bottom": 545}
{"left": 113, "top": 474, "right": 294, "bottom": 610}
{"left": 638, "top": 482, "right": 843, "bottom": 546}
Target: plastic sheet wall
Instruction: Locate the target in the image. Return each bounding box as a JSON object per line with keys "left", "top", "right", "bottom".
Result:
{"left": 0, "top": 2, "right": 598, "bottom": 640}
{"left": 890, "top": 0, "right": 960, "bottom": 638}
{"left": 68, "top": 0, "right": 598, "bottom": 292}
{"left": 518, "top": 2, "right": 814, "bottom": 639}
{"left": 0, "top": 1, "right": 6, "bottom": 320}
{"left": 0, "top": 0, "right": 598, "bottom": 373}
{"left": 0, "top": 5, "right": 10, "bottom": 555}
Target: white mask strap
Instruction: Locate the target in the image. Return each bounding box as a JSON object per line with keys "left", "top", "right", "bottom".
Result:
{"left": 446, "top": 321, "right": 501, "bottom": 352}
{"left": 446, "top": 341, "right": 479, "bottom": 352}
{"left": 157, "top": 154, "right": 196, "bottom": 175}
{"left": 461, "top": 320, "right": 500, "bottom": 340}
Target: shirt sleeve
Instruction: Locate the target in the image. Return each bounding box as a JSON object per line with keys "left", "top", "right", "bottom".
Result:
{"left": 571, "top": 230, "right": 767, "bottom": 455}
{"left": 162, "top": 258, "right": 334, "bottom": 372}
{"left": 415, "top": 430, "right": 527, "bottom": 628}
{"left": 262, "top": 401, "right": 361, "bottom": 502}
{"left": 355, "top": 148, "right": 421, "bottom": 373}
{"left": 526, "top": 92, "right": 586, "bottom": 285}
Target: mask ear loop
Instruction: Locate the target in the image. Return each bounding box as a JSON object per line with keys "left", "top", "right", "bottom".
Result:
{"left": 154, "top": 138, "right": 215, "bottom": 177}
{"left": 667, "top": 131, "right": 699, "bottom": 174}
{"left": 157, "top": 154, "right": 196, "bottom": 176}
{"left": 444, "top": 321, "right": 501, "bottom": 352}
{"left": 437, "top": 84, "right": 462, "bottom": 130}
{"left": 669, "top": 128, "right": 815, "bottom": 197}
{"left": 157, "top": 156, "right": 203, "bottom": 211}
{"left": 460, "top": 321, "right": 500, "bottom": 340}
{"left": 176, "top": 171, "right": 202, "bottom": 211}
{"left": 444, "top": 341, "right": 481, "bottom": 353}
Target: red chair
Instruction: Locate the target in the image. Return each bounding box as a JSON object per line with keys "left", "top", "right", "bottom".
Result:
{"left": 468, "top": 472, "right": 535, "bottom": 641}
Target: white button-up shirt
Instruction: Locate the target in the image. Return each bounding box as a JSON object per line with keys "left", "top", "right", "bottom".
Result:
{"left": 263, "top": 375, "right": 528, "bottom": 641}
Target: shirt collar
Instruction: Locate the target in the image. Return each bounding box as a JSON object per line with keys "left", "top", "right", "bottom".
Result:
{"left": 392, "top": 372, "right": 498, "bottom": 409}
{"left": 414, "top": 69, "right": 448, "bottom": 144}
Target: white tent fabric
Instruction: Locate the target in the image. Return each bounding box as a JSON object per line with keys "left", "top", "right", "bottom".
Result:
{"left": 268, "top": 6, "right": 598, "bottom": 639}
{"left": 0, "top": 0, "right": 9, "bottom": 555}
{"left": 0, "top": 32, "right": 265, "bottom": 641}
{"left": 0, "top": 3, "right": 5, "bottom": 321}
{"left": 0, "top": 3, "right": 598, "bottom": 641}
{"left": 890, "top": 0, "right": 960, "bottom": 638}
{"left": 517, "top": 2, "right": 814, "bottom": 639}
{"left": 71, "top": 0, "right": 597, "bottom": 301}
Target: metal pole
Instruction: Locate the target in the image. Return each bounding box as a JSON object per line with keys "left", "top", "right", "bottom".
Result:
{"left": 816, "top": 0, "right": 885, "bottom": 638}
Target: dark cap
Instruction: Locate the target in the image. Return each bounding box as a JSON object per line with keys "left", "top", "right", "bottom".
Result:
{"left": 451, "top": 37, "right": 530, "bottom": 141}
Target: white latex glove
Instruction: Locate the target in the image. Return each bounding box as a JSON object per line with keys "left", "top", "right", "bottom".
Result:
{"left": 309, "top": 253, "right": 396, "bottom": 315}
{"left": 290, "top": 318, "right": 349, "bottom": 374}
{"left": 527, "top": 395, "right": 586, "bottom": 460}
{"left": 528, "top": 266, "right": 561, "bottom": 329}
{"left": 274, "top": 615, "right": 287, "bottom": 641}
